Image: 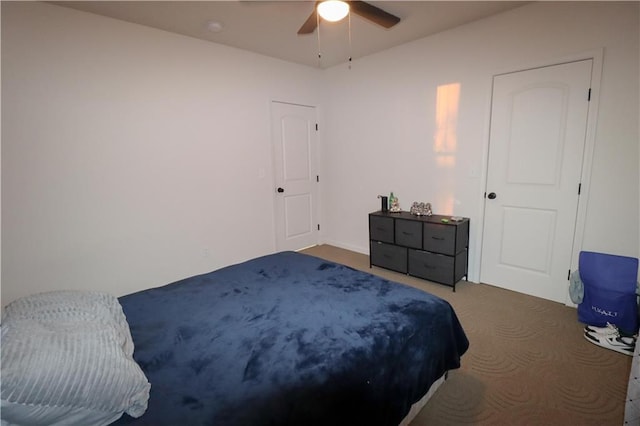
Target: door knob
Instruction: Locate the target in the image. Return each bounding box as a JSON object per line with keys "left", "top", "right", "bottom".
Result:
{"left": 277, "top": 187, "right": 284, "bottom": 193}
{"left": 487, "top": 192, "right": 497, "bottom": 199}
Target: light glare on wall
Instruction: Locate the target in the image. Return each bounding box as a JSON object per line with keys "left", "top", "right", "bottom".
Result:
{"left": 434, "top": 82, "right": 461, "bottom": 168}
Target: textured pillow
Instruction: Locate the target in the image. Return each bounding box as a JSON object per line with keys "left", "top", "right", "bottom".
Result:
{"left": 1, "top": 290, "right": 151, "bottom": 426}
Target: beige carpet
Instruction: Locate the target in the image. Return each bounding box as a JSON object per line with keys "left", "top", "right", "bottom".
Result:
{"left": 301, "top": 245, "right": 633, "bottom": 426}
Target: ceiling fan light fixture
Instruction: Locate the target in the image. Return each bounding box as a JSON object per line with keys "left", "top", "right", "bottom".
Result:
{"left": 317, "top": 1, "right": 350, "bottom": 22}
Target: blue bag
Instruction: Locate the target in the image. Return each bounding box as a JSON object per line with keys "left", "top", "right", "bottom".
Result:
{"left": 577, "top": 251, "right": 639, "bottom": 334}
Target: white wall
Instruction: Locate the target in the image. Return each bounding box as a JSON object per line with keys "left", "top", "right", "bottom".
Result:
{"left": 320, "top": 1, "right": 640, "bottom": 282}
{"left": 1, "top": 2, "right": 323, "bottom": 306}
{"left": 2, "top": 1, "right": 639, "bottom": 307}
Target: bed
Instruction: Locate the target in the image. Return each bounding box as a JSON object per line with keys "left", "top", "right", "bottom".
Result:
{"left": 1, "top": 251, "right": 468, "bottom": 426}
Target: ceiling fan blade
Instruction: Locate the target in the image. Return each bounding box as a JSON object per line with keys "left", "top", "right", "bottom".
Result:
{"left": 349, "top": 1, "right": 400, "bottom": 28}
{"left": 297, "top": 1, "right": 320, "bottom": 35}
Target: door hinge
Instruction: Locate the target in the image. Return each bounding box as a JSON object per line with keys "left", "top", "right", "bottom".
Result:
{"left": 578, "top": 183, "right": 581, "bottom": 195}
{"left": 315, "top": 123, "right": 318, "bottom": 131}
{"left": 316, "top": 175, "right": 319, "bottom": 183}
{"left": 568, "top": 269, "right": 571, "bottom": 280}
{"left": 587, "top": 88, "right": 591, "bottom": 101}
{"left": 317, "top": 224, "right": 320, "bottom": 231}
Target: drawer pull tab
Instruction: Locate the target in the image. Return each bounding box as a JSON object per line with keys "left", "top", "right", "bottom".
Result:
{"left": 402, "top": 232, "right": 412, "bottom": 236}
{"left": 431, "top": 236, "right": 445, "bottom": 241}
{"left": 423, "top": 264, "right": 436, "bottom": 269}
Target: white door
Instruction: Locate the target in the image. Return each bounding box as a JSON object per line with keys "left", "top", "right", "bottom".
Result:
{"left": 480, "top": 60, "right": 592, "bottom": 303}
{"left": 271, "top": 101, "right": 319, "bottom": 251}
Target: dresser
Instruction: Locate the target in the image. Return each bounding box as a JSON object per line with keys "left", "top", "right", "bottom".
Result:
{"left": 369, "top": 211, "right": 469, "bottom": 291}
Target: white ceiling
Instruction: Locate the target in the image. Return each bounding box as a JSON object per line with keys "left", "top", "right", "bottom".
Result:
{"left": 51, "top": 1, "right": 528, "bottom": 69}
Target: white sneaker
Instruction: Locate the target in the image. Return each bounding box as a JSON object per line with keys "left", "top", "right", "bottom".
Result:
{"left": 584, "top": 322, "right": 637, "bottom": 340}
{"left": 584, "top": 322, "right": 619, "bottom": 336}
{"left": 584, "top": 329, "right": 635, "bottom": 356}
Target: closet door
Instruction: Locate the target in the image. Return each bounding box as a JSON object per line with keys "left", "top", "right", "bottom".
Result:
{"left": 481, "top": 60, "right": 592, "bottom": 303}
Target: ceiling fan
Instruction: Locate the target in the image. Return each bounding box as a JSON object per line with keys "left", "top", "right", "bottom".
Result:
{"left": 297, "top": 1, "right": 401, "bottom": 35}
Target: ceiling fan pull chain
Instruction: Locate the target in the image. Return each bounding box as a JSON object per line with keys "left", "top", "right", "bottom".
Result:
{"left": 316, "top": 11, "right": 322, "bottom": 66}
{"left": 348, "top": 11, "right": 352, "bottom": 69}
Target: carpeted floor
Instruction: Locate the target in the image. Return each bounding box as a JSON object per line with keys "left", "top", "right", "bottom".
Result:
{"left": 301, "top": 244, "right": 633, "bottom": 426}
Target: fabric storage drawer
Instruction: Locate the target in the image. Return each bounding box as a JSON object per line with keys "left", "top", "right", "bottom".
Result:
{"left": 409, "top": 249, "right": 455, "bottom": 285}
{"left": 369, "top": 211, "right": 469, "bottom": 291}
{"left": 395, "top": 219, "right": 422, "bottom": 249}
{"left": 423, "top": 223, "right": 456, "bottom": 255}
{"left": 370, "top": 241, "right": 407, "bottom": 274}
{"left": 369, "top": 216, "right": 394, "bottom": 243}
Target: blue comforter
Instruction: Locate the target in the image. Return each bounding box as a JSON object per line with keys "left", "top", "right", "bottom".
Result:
{"left": 114, "top": 251, "right": 468, "bottom": 426}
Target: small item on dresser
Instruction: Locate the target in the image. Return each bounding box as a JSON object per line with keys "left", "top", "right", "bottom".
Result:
{"left": 378, "top": 195, "right": 388, "bottom": 212}
{"left": 451, "top": 216, "right": 464, "bottom": 222}
{"left": 389, "top": 192, "right": 401, "bottom": 213}
{"left": 410, "top": 202, "right": 433, "bottom": 216}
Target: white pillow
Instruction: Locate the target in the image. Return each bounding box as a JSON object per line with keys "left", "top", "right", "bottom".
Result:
{"left": 1, "top": 290, "right": 150, "bottom": 426}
